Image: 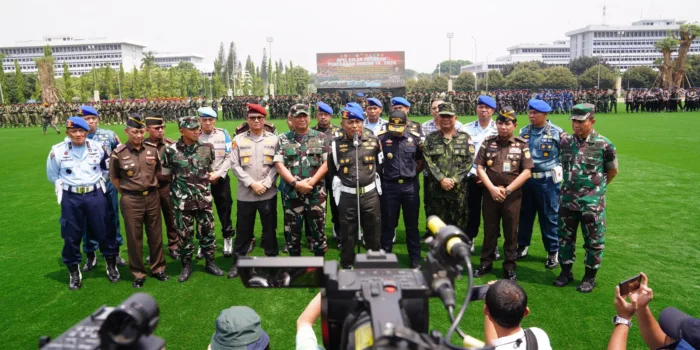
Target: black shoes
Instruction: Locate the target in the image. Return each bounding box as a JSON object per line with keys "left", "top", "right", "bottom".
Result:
{"left": 410, "top": 261, "right": 421, "bottom": 269}
{"left": 116, "top": 255, "right": 127, "bottom": 267}
{"left": 68, "top": 264, "right": 82, "bottom": 290}
{"left": 473, "top": 266, "right": 493, "bottom": 278}
{"left": 577, "top": 268, "right": 598, "bottom": 293}
{"left": 545, "top": 252, "right": 559, "bottom": 269}
{"left": 516, "top": 246, "right": 529, "bottom": 260}
{"left": 82, "top": 252, "right": 97, "bottom": 272}
{"left": 133, "top": 278, "right": 145, "bottom": 288}
{"left": 247, "top": 238, "right": 256, "bottom": 254}
{"left": 504, "top": 269, "right": 517, "bottom": 281}
{"left": 204, "top": 254, "right": 224, "bottom": 276}
{"left": 152, "top": 271, "right": 169, "bottom": 281}
{"left": 227, "top": 266, "right": 239, "bottom": 279}
{"left": 178, "top": 258, "right": 193, "bottom": 282}
{"left": 553, "top": 264, "right": 574, "bottom": 287}
{"left": 105, "top": 256, "right": 120, "bottom": 283}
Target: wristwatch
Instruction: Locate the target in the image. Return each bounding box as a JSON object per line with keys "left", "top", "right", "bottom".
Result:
{"left": 612, "top": 315, "right": 632, "bottom": 328}
{"left": 505, "top": 188, "right": 512, "bottom": 196}
{"left": 290, "top": 180, "right": 297, "bottom": 188}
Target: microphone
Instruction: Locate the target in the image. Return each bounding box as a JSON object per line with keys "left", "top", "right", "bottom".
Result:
{"left": 353, "top": 133, "right": 360, "bottom": 148}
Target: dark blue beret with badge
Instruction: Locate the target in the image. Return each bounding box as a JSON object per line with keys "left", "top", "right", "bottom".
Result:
{"left": 317, "top": 101, "right": 333, "bottom": 115}
{"left": 391, "top": 97, "right": 410, "bottom": 107}
{"left": 477, "top": 95, "right": 497, "bottom": 109}
{"left": 367, "top": 98, "right": 383, "bottom": 108}
{"left": 66, "top": 116, "right": 90, "bottom": 131}
{"left": 341, "top": 107, "right": 365, "bottom": 122}
{"left": 528, "top": 99, "right": 552, "bottom": 113}
{"left": 76, "top": 105, "right": 99, "bottom": 117}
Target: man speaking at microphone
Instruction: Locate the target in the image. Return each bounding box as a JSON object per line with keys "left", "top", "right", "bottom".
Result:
{"left": 328, "top": 106, "right": 383, "bottom": 269}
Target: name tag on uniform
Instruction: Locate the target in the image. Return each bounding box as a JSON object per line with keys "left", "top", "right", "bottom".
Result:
{"left": 509, "top": 147, "right": 521, "bottom": 154}
{"left": 503, "top": 162, "right": 511, "bottom": 172}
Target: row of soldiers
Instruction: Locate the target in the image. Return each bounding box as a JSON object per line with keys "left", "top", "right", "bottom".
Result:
{"left": 624, "top": 87, "right": 700, "bottom": 113}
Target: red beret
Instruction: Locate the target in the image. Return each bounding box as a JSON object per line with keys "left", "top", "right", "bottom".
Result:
{"left": 247, "top": 104, "right": 267, "bottom": 117}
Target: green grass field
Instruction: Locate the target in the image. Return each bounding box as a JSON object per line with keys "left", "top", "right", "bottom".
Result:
{"left": 1, "top": 109, "right": 699, "bottom": 349}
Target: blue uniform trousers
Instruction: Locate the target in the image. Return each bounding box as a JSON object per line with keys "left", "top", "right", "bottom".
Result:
{"left": 60, "top": 189, "right": 118, "bottom": 265}
{"left": 517, "top": 177, "right": 560, "bottom": 253}
{"left": 380, "top": 178, "right": 421, "bottom": 264}
{"left": 83, "top": 181, "right": 123, "bottom": 252}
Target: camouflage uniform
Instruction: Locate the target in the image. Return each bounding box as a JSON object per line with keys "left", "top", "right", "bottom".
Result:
{"left": 559, "top": 129, "right": 617, "bottom": 270}
{"left": 274, "top": 127, "right": 329, "bottom": 256}
{"left": 160, "top": 130, "right": 217, "bottom": 260}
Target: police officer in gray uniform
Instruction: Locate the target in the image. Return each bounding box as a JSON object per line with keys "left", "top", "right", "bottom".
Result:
{"left": 516, "top": 99, "right": 567, "bottom": 269}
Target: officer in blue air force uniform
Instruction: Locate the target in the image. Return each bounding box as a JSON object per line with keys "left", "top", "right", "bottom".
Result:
{"left": 46, "top": 117, "right": 120, "bottom": 290}
{"left": 516, "top": 99, "right": 567, "bottom": 269}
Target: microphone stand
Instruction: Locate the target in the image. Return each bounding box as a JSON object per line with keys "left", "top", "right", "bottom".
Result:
{"left": 353, "top": 133, "right": 362, "bottom": 255}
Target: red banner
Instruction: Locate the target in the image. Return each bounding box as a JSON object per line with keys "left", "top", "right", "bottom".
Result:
{"left": 316, "top": 51, "right": 405, "bottom": 89}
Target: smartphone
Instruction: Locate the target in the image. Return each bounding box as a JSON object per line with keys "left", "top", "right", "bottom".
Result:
{"left": 618, "top": 274, "right": 642, "bottom": 296}
{"left": 470, "top": 285, "right": 490, "bottom": 301}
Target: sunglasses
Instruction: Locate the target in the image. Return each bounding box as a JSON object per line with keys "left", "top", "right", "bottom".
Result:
{"left": 150, "top": 126, "right": 164, "bottom": 130}
{"left": 247, "top": 116, "right": 265, "bottom": 121}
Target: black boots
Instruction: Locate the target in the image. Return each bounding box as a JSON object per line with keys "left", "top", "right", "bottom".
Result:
{"left": 178, "top": 257, "right": 193, "bottom": 282}
{"left": 105, "top": 256, "right": 120, "bottom": 283}
{"left": 553, "top": 263, "right": 574, "bottom": 287}
{"left": 577, "top": 268, "right": 598, "bottom": 293}
{"left": 68, "top": 264, "right": 82, "bottom": 290}
{"left": 82, "top": 252, "right": 97, "bottom": 272}
{"left": 204, "top": 254, "right": 224, "bottom": 276}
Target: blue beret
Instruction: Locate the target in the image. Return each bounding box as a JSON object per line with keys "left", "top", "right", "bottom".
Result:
{"left": 317, "top": 102, "right": 333, "bottom": 115}
{"left": 528, "top": 99, "right": 552, "bottom": 113}
{"left": 76, "top": 105, "right": 99, "bottom": 117}
{"left": 391, "top": 97, "right": 410, "bottom": 107}
{"left": 346, "top": 102, "right": 362, "bottom": 110}
{"left": 341, "top": 107, "right": 365, "bottom": 122}
{"left": 477, "top": 95, "right": 497, "bottom": 109}
{"left": 66, "top": 116, "right": 89, "bottom": 131}
{"left": 367, "top": 98, "right": 383, "bottom": 108}
{"left": 197, "top": 106, "right": 217, "bottom": 118}
{"left": 357, "top": 92, "right": 365, "bottom": 97}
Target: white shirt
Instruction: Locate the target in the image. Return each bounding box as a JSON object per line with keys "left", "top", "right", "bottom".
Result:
{"left": 363, "top": 118, "right": 388, "bottom": 135}
{"left": 198, "top": 127, "right": 232, "bottom": 178}
{"left": 296, "top": 325, "right": 324, "bottom": 350}
{"left": 459, "top": 119, "right": 498, "bottom": 176}
{"left": 490, "top": 327, "right": 551, "bottom": 350}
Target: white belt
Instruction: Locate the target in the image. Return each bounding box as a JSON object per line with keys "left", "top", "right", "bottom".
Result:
{"left": 339, "top": 182, "right": 376, "bottom": 195}
{"left": 63, "top": 184, "right": 99, "bottom": 194}
{"left": 531, "top": 171, "right": 552, "bottom": 179}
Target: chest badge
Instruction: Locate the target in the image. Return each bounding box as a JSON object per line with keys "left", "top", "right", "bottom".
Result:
{"left": 126, "top": 170, "right": 134, "bottom": 177}
{"left": 387, "top": 153, "right": 393, "bottom": 159}
{"left": 147, "top": 151, "right": 151, "bottom": 155}
{"left": 487, "top": 160, "right": 493, "bottom": 167}
{"left": 343, "top": 167, "right": 348, "bottom": 174}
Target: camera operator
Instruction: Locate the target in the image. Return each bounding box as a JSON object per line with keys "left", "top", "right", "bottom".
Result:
{"left": 607, "top": 273, "right": 699, "bottom": 350}
{"left": 296, "top": 293, "right": 324, "bottom": 350}
{"left": 483, "top": 280, "right": 551, "bottom": 349}
{"left": 209, "top": 306, "right": 270, "bottom": 350}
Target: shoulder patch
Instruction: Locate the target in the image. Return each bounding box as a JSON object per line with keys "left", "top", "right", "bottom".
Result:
{"left": 409, "top": 130, "right": 420, "bottom": 138}
{"left": 114, "top": 144, "right": 127, "bottom": 153}
{"left": 377, "top": 130, "right": 387, "bottom": 136}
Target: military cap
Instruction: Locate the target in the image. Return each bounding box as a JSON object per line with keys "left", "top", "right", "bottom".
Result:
{"left": 570, "top": 103, "right": 595, "bottom": 121}
{"left": 317, "top": 101, "right": 333, "bottom": 115}
{"left": 289, "top": 104, "right": 310, "bottom": 117}
{"left": 367, "top": 98, "right": 383, "bottom": 108}
{"left": 197, "top": 106, "right": 217, "bottom": 118}
{"left": 346, "top": 102, "right": 362, "bottom": 110}
{"left": 659, "top": 307, "right": 700, "bottom": 349}
{"left": 126, "top": 113, "right": 146, "bottom": 129}
{"left": 341, "top": 106, "right": 364, "bottom": 122}
{"left": 357, "top": 92, "right": 365, "bottom": 97}
{"left": 179, "top": 116, "right": 201, "bottom": 129}
{"left": 528, "top": 99, "right": 552, "bottom": 113}
{"left": 496, "top": 106, "right": 517, "bottom": 122}
{"left": 477, "top": 95, "right": 497, "bottom": 109}
{"left": 437, "top": 102, "right": 456, "bottom": 116}
{"left": 144, "top": 112, "right": 165, "bottom": 126}
{"left": 387, "top": 110, "right": 407, "bottom": 133}
{"left": 76, "top": 105, "right": 99, "bottom": 117}
{"left": 66, "top": 116, "right": 89, "bottom": 131}
{"left": 391, "top": 97, "right": 411, "bottom": 107}
{"left": 247, "top": 103, "right": 267, "bottom": 116}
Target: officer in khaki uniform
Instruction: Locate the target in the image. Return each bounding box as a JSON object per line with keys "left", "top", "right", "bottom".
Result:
{"left": 474, "top": 107, "right": 534, "bottom": 281}
{"left": 144, "top": 113, "right": 179, "bottom": 260}
{"left": 110, "top": 114, "right": 169, "bottom": 288}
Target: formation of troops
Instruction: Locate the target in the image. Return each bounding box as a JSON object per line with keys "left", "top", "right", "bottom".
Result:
{"left": 47, "top": 92, "right": 620, "bottom": 296}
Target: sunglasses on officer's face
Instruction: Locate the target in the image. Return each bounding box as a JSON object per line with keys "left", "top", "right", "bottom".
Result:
{"left": 247, "top": 116, "right": 265, "bottom": 121}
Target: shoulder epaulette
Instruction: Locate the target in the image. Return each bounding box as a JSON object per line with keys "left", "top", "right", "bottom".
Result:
{"left": 409, "top": 130, "right": 420, "bottom": 138}
{"left": 113, "top": 144, "right": 127, "bottom": 153}
{"left": 485, "top": 134, "right": 498, "bottom": 141}
{"left": 515, "top": 136, "right": 528, "bottom": 143}
{"left": 164, "top": 137, "right": 176, "bottom": 144}
{"left": 143, "top": 141, "right": 156, "bottom": 148}
{"left": 377, "top": 130, "right": 387, "bottom": 136}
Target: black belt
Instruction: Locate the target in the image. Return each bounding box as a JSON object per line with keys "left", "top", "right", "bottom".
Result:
{"left": 122, "top": 187, "right": 157, "bottom": 196}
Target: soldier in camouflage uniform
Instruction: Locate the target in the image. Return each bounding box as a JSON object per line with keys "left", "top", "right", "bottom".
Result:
{"left": 312, "top": 102, "right": 343, "bottom": 241}
{"left": 160, "top": 116, "right": 225, "bottom": 282}
{"left": 274, "top": 104, "right": 329, "bottom": 257}
{"left": 422, "top": 102, "right": 474, "bottom": 236}
{"left": 42, "top": 103, "right": 61, "bottom": 135}
{"left": 554, "top": 104, "right": 618, "bottom": 293}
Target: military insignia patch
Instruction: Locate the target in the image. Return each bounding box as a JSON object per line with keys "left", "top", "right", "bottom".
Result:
{"left": 512, "top": 161, "right": 517, "bottom": 167}
{"left": 343, "top": 167, "right": 348, "bottom": 174}
{"left": 544, "top": 152, "right": 549, "bottom": 157}
{"left": 469, "top": 145, "right": 475, "bottom": 153}
{"left": 487, "top": 160, "right": 493, "bottom": 167}
{"left": 387, "top": 153, "right": 393, "bottom": 159}
{"left": 243, "top": 157, "right": 250, "bottom": 163}
{"left": 126, "top": 170, "right": 134, "bottom": 177}
{"left": 369, "top": 164, "right": 373, "bottom": 170}
{"left": 524, "top": 150, "right": 531, "bottom": 159}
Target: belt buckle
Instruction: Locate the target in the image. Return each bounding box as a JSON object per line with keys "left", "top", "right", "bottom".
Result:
{"left": 142, "top": 190, "right": 149, "bottom": 196}
{"left": 77, "top": 186, "right": 87, "bottom": 194}
{"left": 398, "top": 179, "right": 404, "bottom": 184}
{"left": 358, "top": 187, "right": 365, "bottom": 195}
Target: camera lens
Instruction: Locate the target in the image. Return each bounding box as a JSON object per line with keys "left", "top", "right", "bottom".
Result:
{"left": 99, "top": 293, "right": 160, "bottom": 346}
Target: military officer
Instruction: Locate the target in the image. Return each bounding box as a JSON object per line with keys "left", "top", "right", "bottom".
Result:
{"left": 161, "top": 116, "right": 225, "bottom": 282}
{"left": 227, "top": 104, "right": 280, "bottom": 279}
{"left": 378, "top": 110, "right": 424, "bottom": 268}
{"left": 422, "top": 102, "right": 473, "bottom": 240}
{"left": 363, "top": 98, "right": 389, "bottom": 135}
{"left": 554, "top": 104, "right": 618, "bottom": 293}
{"left": 329, "top": 106, "right": 383, "bottom": 268}
{"left": 198, "top": 106, "right": 235, "bottom": 259}
{"left": 390, "top": 97, "right": 424, "bottom": 140}
{"left": 110, "top": 114, "right": 168, "bottom": 288}
{"left": 145, "top": 113, "right": 179, "bottom": 259}
{"left": 76, "top": 105, "right": 127, "bottom": 270}
{"left": 474, "top": 107, "right": 533, "bottom": 281}
{"left": 42, "top": 103, "right": 61, "bottom": 135}
{"left": 275, "top": 103, "right": 329, "bottom": 257}
{"left": 312, "top": 102, "right": 343, "bottom": 239}
{"left": 46, "top": 117, "right": 120, "bottom": 289}
{"left": 516, "top": 99, "right": 567, "bottom": 269}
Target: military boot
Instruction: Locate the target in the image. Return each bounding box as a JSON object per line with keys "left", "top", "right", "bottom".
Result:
{"left": 228, "top": 257, "right": 239, "bottom": 279}
{"left": 82, "top": 252, "right": 98, "bottom": 272}
{"left": 204, "top": 254, "right": 224, "bottom": 276}
{"left": 178, "top": 257, "right": 193, "bottom": 282}
{"left": 553, "top": 263, "right": 574, "bottom": 287}
{"left": 577, "top": 268, "right": 598, "bottom": 293}
{"left": 67, "top": 264, "right": 82, "bottom": 290}
{"left": 105, "top": 256, "right": 121, "bottom": 283}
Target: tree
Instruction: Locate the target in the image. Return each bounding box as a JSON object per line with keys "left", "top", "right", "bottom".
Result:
{"left": 505, "top": 68, "right": 544, "bottom": 89}
{"left": 432, "top": 60, "right": 472, "bottom": 76}
{"left": 261, "top": 48, "right": 268, "bottom": 87}
{"left": 453, "top": 72, "right": 476, "bottom": 91}
{"left": 655, "top": 23, "right": 700, "bottom": 88}
{"left": 500, "top": 63, "right": 517, "bottom": 77}
{"left": 62, "top": 62, "right": 73, "bottom": 100}
{"left": 140, "top": 51, "right": 155, "bottom": 71}
{"left": 541, "top": 67, "right": 578, "bottom": 89}
{"left": 478, "top": 70, "right": 506, "bottom": 90}
{"left": 431, "top": 75, "right": 449, "bottom": 92}
{"left": 118, "top": 63, "right": 125, "bottom": 99}
{"left": 215, "top": 42, "right": 226, "bottom": 80}
{"left": 100, "top": 66, "right": 115, "bottom": 99}
{"left": 405, "top": 69, "right": 419, "bottom": 79}
{"left": 0, "top": 54, "right": 8, "bottom": 104}
{"left": 406, "top": 77, "right": 433, "bottom": 93}
{"left": 686, "top": 54, "right": 700, "bottom": 87}
{"left": 514, "top": 61, "right": 543, "bottom": 72}
{"left": 579, "top": 64, "right": 616, "bottom": 89}
{"left": 226, "top": 42, "right": 237, "bottom": 88}
{"left": 291, "top": 65, "right": 310, "bottom": 95}
{"left": 569, "top": 56, "right": 603, "bottom": 76}
{"left": 621, "top": 66, "right": 657, "bottom": 89}
{"left": 131, "top": 66, "right": 142, "bottom": 98}
{"left": 14, "top": 60, "right": 25, "bottom": 103}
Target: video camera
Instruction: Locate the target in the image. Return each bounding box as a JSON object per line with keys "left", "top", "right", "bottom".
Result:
{"left": 39, "top": 293, "right": 164, "bottom": 350}
{"left": 237, "top": 216, "right": 492, "bottom": 350}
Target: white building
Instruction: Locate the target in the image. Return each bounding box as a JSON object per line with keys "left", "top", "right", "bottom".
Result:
{"left": 0, "top": 36, "right": 146, "bottom": 77}
{"left": 153, "top": 52, "right": 204, "bottom": 69}
{"left": 460, "top": 40, "right": 570, "bottom": 78}
{"left": 566, "top": 19, "right": 700, "bottom": 71}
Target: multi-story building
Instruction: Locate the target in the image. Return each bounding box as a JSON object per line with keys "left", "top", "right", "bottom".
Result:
{"left": 460, "top": 40, "right": 570, "bottom": 79}
{"left": 153, "top": 53, "right": 204, "bottom": 69}
{"left": 0, "top": 36, "right": 146, "bottom": 77}
{"left": 566, "top": 19, "right": 700, "bottom": 71}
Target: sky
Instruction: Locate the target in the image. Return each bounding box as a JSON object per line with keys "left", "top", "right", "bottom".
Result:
{"left": 1, "top": 0, "right": 698, "bottom": 73}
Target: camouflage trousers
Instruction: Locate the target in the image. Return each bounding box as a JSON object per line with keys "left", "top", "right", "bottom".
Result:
{"left": 558, "top": 207, "right": 606, "bottom": 270}
{"left": 283, "top": 192, "right": 328, "bottom": 256}
{"left": 175, "top": 208, "right": 216, "bottom": 259}
{"left": 431, "top": 196, "right": 469, "bottom": 232}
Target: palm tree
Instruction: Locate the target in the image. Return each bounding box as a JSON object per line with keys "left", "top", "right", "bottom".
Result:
{"left": 141, "top": 51, "right": 155, "bottom": 82}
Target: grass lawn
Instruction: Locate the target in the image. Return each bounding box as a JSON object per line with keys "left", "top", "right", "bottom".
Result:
{"left": 1, "top": 108, "right": 699, "bottom": 349}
